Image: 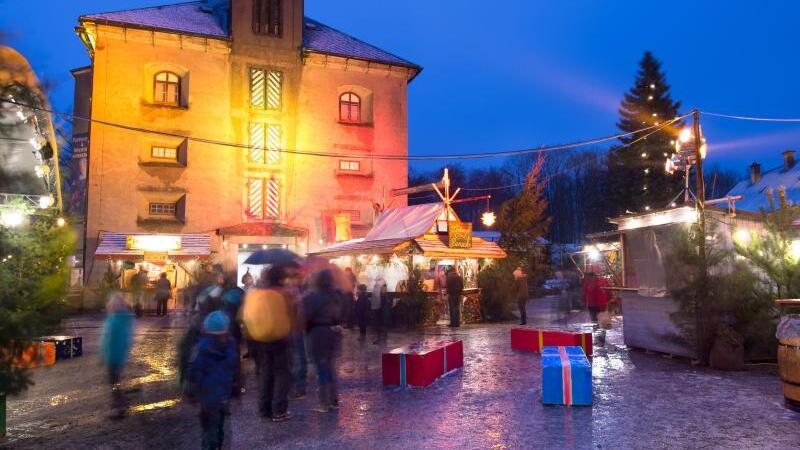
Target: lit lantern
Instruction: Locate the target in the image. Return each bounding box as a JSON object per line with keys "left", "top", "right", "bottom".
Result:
{"left": 481, "top": 211, "right": 496, "bottom": 227}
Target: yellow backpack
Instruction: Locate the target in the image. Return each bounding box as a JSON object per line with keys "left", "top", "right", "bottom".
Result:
{"left": 241, "top": 288, "right": 292, "bottom": 343}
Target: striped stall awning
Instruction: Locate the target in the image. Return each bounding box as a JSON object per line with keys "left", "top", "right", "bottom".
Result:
{"left": 94, "top": 232, "right": 211, "bottom": 260}
{"left": 413, "top": 235, "right": 507, "bottom": 259}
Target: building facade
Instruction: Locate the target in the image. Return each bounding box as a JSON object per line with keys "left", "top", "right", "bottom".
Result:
{"left": 72, "top": 0, "right": 420, "bottom": 296}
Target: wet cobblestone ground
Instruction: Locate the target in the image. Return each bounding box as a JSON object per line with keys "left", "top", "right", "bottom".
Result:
{"left": 4, "top": 299, "right": 800, "bottom": 449}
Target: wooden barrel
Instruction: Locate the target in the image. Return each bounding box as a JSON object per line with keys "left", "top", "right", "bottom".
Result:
{"left": 778, "top": 336, "right": 800, "bottom": 411}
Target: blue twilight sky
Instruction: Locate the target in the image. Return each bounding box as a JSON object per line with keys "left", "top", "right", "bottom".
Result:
{"left": 2, "top": 0, "right": 800, "bottom": 175}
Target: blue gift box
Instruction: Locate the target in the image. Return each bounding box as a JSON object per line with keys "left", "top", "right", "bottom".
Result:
{"left": 541, "top": 346, "right": 592, "bottom": 406}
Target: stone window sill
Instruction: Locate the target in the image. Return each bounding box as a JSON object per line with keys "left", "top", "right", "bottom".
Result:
{"left": 142, "top": 101, "right": 188, "bottom": 111}
{"left": 139, "top": 161, "right": 186, "bottom": 168}
{"left": 334, "top": 170, "right": 373, "bottom": 178}
{"left": 137, "top": 217, "right": 185, "bottom": 226}
{"left": 337, "top": 120, "right": 373, "bottom": 128}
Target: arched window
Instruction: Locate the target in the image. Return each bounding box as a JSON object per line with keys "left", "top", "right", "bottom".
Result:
{"left": 154, "top": 71, "right": 180, "bottom": 105}
{"left": 339, "top": 92, "right": 361, "bottom": 123}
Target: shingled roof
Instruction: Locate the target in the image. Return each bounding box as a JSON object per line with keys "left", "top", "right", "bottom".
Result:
{"left": 80, "top": 1, "right": 421, "bottom": 70}
{"left": 726, "top": 161, "right": 800, "bottom": 213}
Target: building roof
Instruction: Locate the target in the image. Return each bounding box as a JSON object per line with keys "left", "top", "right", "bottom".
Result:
{"left": 81, "top": 2, "right": 229, "bottom": 38}
{"left": 80, "top": 1, "right": 421, "bottom": 70}
{"left": 726, "top": 162, "right": 800, "bottom": 213}
{"left": 303, "top": 18, "right": 419, "bottom": 69}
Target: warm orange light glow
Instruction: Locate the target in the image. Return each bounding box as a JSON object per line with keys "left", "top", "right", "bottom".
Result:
{"left": 678, "top": 128, "right": 693, "bottom": 143}
{"left": 126, "top": 235, "right": 181, "bottom": 251}
{"left": 481, "top": 211, "right": 496, "bottom": 227}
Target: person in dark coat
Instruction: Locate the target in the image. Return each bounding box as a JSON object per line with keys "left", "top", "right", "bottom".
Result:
{"left": 354, "top": 284, "right": 370, "bottom": 339}
{"left": 445, "top": 268, "right": 464, "bottom": 327}
{"left": 303, "top": 269, "right": 343, "bottom": 413}
{"left": 343, "top": 267, "right": 357, "bottom": 328}
{"left": 222, "top": 282, "right": 245, "bottom": 397}
{"left": 187, "top": 311, "right": 238, "bottom": 450}
{"left": 131, "top": 267, "right": 148, "bottom": 317}
{"left": 195, "top": 273, "right": 225, "bottom": 317}
{"left": 154, "top": 272, "right": 172, "bottom": 317}
{"left": 513, "top": 267, "right": 529, "bottom": 325}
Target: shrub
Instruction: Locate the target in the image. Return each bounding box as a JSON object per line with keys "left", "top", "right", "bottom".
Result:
{"left": 478, "top": 259, "right": 518, "bottom": 321}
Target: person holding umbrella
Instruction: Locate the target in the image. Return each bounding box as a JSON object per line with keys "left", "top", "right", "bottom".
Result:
{"left": 241, "top": 248, "right": 300, "bottom": 422}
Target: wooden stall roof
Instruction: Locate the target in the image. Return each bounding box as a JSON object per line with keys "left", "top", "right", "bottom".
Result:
{"left": 413, "top": 235, "right": 507, "bottom": 259}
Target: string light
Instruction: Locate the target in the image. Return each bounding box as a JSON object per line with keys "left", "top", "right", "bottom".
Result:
{"left": 0, "top": 98, "right": 692, "bottom": 162}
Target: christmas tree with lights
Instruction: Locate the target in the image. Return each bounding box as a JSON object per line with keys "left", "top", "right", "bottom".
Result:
{"left": 608, "top": 51, "right": 684, "bottom": 215}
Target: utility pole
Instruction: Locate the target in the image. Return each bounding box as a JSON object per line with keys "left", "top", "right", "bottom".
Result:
{"left": 692, "top": 108, "right": 709, "bottom": 364}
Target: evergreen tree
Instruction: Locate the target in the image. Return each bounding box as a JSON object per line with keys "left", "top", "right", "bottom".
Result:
{"left": 608, "top": 51, "right": 683, "bottom": 216}
{"left": 498, "top": 153, "right": 550, "bottom": 280}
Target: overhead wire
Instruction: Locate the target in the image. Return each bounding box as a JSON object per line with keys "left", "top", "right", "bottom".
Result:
{"left": 413, "top": 116, "right": 688, "bottom": 194}
{"left": 1, "top": 98, "right": 691, "bottom": 162}
{"left": 701, "top": 111, "right": 800, "bottom": 123}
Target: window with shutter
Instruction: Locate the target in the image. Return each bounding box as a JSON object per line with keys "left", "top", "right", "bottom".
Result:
{"left": 250, "top": 68, "right": 282, "bottom": 110}
{"left": 247, "top": 177, "right": 280, "bottom": 220}
{"left": 249, "top": 122, "right": 282, "bottom": 164}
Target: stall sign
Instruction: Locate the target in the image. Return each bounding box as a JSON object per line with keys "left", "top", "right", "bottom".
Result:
{"left": 448, "top": 221, "right": 473, "bottom": 249}
{"left": 126, "top": 235, "right": 182, "bottom": 252}
{"left": 143, "top": 252, "right": 169, "bottom": 263}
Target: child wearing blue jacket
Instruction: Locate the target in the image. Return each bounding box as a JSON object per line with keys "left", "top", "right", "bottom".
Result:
{"left": 188, "top": 311, "right": 238, "bottom": 450}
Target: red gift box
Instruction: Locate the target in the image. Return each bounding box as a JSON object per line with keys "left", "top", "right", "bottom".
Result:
{"left": 382, "top": 339, "right": 463, "bottom": 387}
{"left": 511, "top": 328, "right": 592, "bottom": 356}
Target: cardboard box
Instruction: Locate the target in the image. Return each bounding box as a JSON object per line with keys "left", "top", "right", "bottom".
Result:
{"left": 541, "top": 346, "right": 592, "bottom": 406}
{"left": 10, "top": 341, "right": 56, "bottom": 368}
{"left": 37, "top": 336, "right": 82, "bottom": 360}
{"left": 382, "top": 339, "right": 463, "bottom": 387}
{"left": 511, "top": 328, "right": 592, "bottom": 356}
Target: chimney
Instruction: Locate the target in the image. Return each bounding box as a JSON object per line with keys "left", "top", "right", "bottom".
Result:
{"left": 200, "top": 0, "right": 230, "bottom": 32}
{"left": 783, "top": 150, "right": 796, "bottom": 170}
{"left": 750, "top": 162, "right": 761, "bottom": 184}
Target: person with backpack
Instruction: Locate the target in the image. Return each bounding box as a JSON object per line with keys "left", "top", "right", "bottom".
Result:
{"left": 187, "top": 311, "right": 238, "bottom": 450}
{"left": 303, "top": 269, "right": 343, "bottom": 413}
{"left": 241, "top": 265, "right": 295, "bottom": 422}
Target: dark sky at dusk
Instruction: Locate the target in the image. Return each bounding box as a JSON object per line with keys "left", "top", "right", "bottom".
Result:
{"left": 2, "top": 0, "right": 800, "bottom": 175}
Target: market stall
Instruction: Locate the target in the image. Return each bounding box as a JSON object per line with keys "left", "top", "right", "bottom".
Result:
{"left": 311, "top": 202, "right": 506, "bottom": 325}
{"left": 94, "top": 232, "right": 211, "bottom": 312}
{"left": 602, "top": 205, "right": 763, "bottom": 358}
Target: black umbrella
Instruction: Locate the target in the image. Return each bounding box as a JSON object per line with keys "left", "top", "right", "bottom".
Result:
{"left": 243, "top": 247, "right": 301, "bottom": 265}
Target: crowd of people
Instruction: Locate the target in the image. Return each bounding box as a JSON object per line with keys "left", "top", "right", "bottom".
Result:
{"left": 99, "top": 259, "right": 380, "bottom": 449}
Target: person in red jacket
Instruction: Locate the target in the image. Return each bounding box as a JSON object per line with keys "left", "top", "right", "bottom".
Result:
{"left": 582, "top": 272, "right": 609, "bottom": 324}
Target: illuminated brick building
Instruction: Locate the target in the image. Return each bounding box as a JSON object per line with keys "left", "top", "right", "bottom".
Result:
{"left": 72, "top": 0, "right": 420, "bottom": 295}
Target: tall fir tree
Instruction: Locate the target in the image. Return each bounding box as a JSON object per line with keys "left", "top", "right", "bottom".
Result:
{"left": 608, "top": 51, "right": 683, "bottom": 216}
